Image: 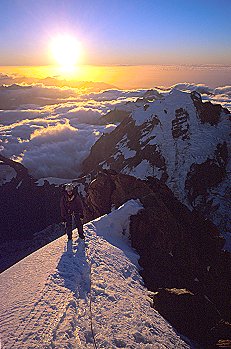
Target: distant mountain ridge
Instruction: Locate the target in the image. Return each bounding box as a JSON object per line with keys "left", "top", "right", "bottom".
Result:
{"left": 82, "top": 89, "right": 231, "bottom": 234}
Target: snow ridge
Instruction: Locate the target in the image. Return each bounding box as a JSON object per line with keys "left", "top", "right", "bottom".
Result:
{"left": 0, "top": 200, "right": 190, "bottom": 348}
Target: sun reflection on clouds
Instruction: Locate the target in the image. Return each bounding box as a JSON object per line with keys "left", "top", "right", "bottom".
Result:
{"left": 30, "top": 120, "right": 77, "bottom": 141}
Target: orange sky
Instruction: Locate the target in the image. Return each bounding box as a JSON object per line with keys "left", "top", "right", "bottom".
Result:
{"left": 0, "top": 65, "right": 231, "bottom": 89}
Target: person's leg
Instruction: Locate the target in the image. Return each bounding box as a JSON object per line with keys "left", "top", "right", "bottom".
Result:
{"left": 66, "top": 216, "right": 72, "bottom": 240}
{"left": 75, "top": 216, "right": 84, "bottom": 239}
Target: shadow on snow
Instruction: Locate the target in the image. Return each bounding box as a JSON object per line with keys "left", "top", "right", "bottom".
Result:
{"left": 56, "top": 239, "right": 90, "bottom": 300}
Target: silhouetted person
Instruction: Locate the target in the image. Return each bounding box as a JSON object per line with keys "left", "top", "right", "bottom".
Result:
{"left": 60, "top": 184, "right": 84, "bottom": 240}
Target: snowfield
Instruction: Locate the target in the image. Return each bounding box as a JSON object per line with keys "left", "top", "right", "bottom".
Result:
{"left": 0, "top": 200, "right": 191, "bottom": 348}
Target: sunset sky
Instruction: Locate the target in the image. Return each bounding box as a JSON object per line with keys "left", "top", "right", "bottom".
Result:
{"left": 0, "top": 0, "right": 231, "bottom": 66}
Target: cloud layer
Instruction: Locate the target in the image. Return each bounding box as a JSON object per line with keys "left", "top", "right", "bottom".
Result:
{"left": 0, "top": 75, "right": 230, "bottom": 180}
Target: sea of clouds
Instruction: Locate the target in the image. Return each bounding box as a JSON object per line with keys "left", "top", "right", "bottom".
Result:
{"left": 0, "top": 73, "right": 230, "bottom": 180}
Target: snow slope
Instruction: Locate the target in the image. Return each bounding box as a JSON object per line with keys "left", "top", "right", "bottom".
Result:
{"left": 0, "top": 200, "right": 190, "bottom": 349}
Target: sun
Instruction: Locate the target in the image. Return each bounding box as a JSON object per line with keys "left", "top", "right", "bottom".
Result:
{"left": 50, "top": 34, "right": 82, "bottom": 68}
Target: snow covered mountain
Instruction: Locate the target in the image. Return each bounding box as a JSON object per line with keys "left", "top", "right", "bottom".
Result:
{"left": 82, "top": 89, "right": 231, "bottom": 234}
{"left": 0, "top": 201, "right": 191, "bottom": 349}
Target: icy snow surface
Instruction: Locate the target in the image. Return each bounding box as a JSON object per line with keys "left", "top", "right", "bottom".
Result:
{"left": 0, "top": 200, "right": 190, "bottom": 349}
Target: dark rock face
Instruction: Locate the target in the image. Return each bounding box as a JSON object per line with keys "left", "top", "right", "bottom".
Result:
{"left": 131, "top": 176, "right": 231, "bottom": 322}
{"left": 84, "top": 169, "right": 151, "bottom": 221}
{"left": 84, "top": 170, "right": 231, "bottom": 347}
{"left": 152, "top": 289, "right": 231, "bottom": 348}
{"left": 191, "top": 90, "right": 230, "bottom": 126}
{"left": 84, "top": 171, "right": 116, "bottom": 221}
{"left": 185, "top": 142, "right": 228, "bottom": 203}
{"left": 172, "top": 108, "right": 190, "bottom": 140}
{"left": 152, "top": 288, "right": 221, "bottom": 346}
{"left": 0, "top": 155, "right": 62, "bottom": 243}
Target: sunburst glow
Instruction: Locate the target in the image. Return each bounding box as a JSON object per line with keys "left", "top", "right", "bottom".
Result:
{"left": 50, "top": 35, "right": 82, "bottom": 68}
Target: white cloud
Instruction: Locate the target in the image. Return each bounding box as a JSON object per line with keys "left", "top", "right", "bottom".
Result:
{"left": 0, "top": 109, "right": 50, "bottom": 125}
{"left": 21, "top": 121, "right": 116, "bottom": 178}
{"left": 214, "top": 86, "right": 231, "bottom": 97}
{"left": 0, "top": 78, "right": 230, "bottom": 180}
{"left": 0, "top": 81, "right": 80, "bottom": 111}
{"left": 0, "top": 117, "right": 116, "bottom": 178}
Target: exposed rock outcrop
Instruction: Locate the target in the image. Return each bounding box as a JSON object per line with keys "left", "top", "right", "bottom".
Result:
{"left": 151, "top": 288, "right": 231, "bottom": 348}
{"left": 191, "top": 90, "right": 230, "bottom": 125}
{"left": 171, "top": 107, "right": 190, "bottom": 140}
{"left": 185, "top": 142, "right": 228, "bottom": 203}
{"left": 0, "top": 155, "right": 62, "bottom": 243}
{"left": 152, "top": 288, "right": 221, "bottom": 346}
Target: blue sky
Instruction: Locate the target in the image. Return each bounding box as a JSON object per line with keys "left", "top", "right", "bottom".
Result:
{"left": 0, "top": 0, "right": 230, "bottom": 65}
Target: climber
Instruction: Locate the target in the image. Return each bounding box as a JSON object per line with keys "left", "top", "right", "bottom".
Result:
{"left": 60, "top": 183, "right": 85, "bottom": 240}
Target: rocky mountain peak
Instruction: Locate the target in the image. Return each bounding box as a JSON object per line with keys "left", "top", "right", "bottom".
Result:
{"left": 82, "top": 89, "right": 230, "bottom": 234}
{"left": 191, "top": 90, "right": 230, "bottom": 125}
